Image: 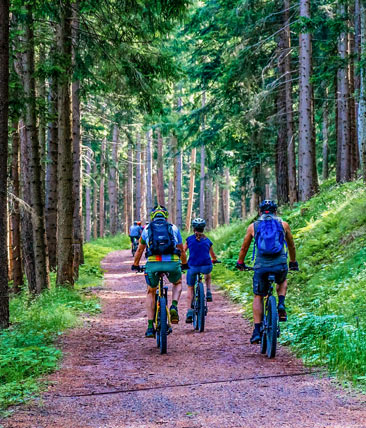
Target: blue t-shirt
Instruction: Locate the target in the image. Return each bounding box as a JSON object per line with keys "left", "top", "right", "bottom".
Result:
{"left": 186, "top": 235, "right": 213, "bottom": 267}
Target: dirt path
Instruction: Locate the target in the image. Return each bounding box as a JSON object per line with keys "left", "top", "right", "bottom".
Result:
{"left": 3, "top": 250, "right": 366, "bottom": 428}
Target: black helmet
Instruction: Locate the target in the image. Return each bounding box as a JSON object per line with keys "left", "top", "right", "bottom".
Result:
{"left": 192, "top": 218, "right": 206, "bottom": 231}
{"left": 134, "top": 221, "right": 138, "bottom": 225}
{"left": 150, "top": 205, "right": 169, "bottom": 220}
{"left": 259, "top": 200, "right": 277, "bottom": 214}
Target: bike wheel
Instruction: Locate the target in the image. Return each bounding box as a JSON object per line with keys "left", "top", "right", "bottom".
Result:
{"left": 260, "top": 317, "right": 267, "bottom": 354}
{"left": 266, "top": 296, "right": 278, "bottom": 359}
{"left": 159, "top": 296, "right": 167, "bottom": 354}
{"left": 197, "top": 282, "right": 205, "bottom": 332}
{"left": 193, "top": 287, "right": 198, "bottom": 330}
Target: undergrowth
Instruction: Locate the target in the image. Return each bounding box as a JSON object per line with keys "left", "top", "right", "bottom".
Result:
{"left": 0, "top": 233, "right": 129, "bottom": 414}
{"left": 211, "top": 179, "right": 366, "bottom": 388}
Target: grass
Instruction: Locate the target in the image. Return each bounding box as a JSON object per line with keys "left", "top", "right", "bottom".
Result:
{"left": 0, "top": 233, "right": 129, "bottom": 413}
{"left": 210, "top": 179, "right": 366, "bottom": 388}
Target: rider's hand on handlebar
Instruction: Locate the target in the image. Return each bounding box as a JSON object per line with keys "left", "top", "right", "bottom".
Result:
{"left": 131, "top": 265, "right": 143, "bottom": 273}
{"left": 181, "top": 263, "right": 189, "bottom": 271}
{"left": 289, "top": 260, "right": 299, "bottom": 271}
{"left": 236, "top": 261, "right": 245, "bottom": 271}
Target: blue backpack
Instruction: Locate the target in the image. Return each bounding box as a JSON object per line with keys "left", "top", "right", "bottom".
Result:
{"left": 252, "top": 216, "right": 286, "bottom": 260}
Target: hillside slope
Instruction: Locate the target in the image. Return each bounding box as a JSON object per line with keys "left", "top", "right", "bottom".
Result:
{"left": 211, "top": 179, "right": 366, "bottom": 387}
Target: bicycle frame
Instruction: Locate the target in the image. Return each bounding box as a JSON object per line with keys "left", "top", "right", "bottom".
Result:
{"left": 154, "top": 273, "right": 172, "bottom": 328}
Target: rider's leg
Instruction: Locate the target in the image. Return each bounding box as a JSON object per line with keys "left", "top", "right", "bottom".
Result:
{"left": 146, "top": 286, "right": 157, "bottom": 320}
{"left": 186, "top": 285, "right": 194, "bottom": 308}
{"left": 253, "top": 295, "right": 264, "bottom": 324}
{"left": 276, "top": 279, "right": 287, "bottom": 298}
{"left": 205, "top": 273, "right": 212, "bottom": 290}
{"left": 276, "top": 279, "right": 288, "bottom": 321}
{"left": 172, "top": 279, "right": 182, "bottom": 303}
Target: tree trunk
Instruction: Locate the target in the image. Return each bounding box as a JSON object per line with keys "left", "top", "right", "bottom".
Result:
{"left": 0, "top": 0, "right": 9, "bottom": 328}
{"left": 223, "top": 168, "right": 230, "bottom": 225}
{"left": 72, "top": 1, "right": 82, "bottom": 278}
{"left": 57, "top": 1, "right": 74, "bottom": 286}
{"left": 92, "top": 159, "right": 98, "bottom": 239}
{"left": 336, "top": 3, "right": 351, "bottom": 183}
{"left": 360, "top": 0, "right": 366, "bottom": 181}
{"left": 171, "top": 136, "right": 178, "bottom": 224}
{"left": 185, "top": 147, "right": 196, "bottom": 230}
{"left": 140, "top": 146, "right": 146, "bottom": 222}
{"left": 37, "top": 45, "right": 46, "bottom": 203}
{"left": 99, "top": 138, "right": 106, "bottom": 238}
{"left": 127, "top": 135, "right": 134, "bottom": 225}
{"left": 168, "top": 176, "right": 174, "bottom": 224}
{"left": 175, "top": 139, "right": 183, "bottom": 229}
{"left": 146, "top": 129, "right": 153, "bottom": 220}
{"left": 135, "top": 131, "right": 141, "bottom": 221}
{"left": 298, "top": 0, "right": 318, "bottom": 201}
{"left": 46, "top": 75, "right": 58, "bottom": 270}
{"left": 24, "top": 5, "right": 50, "bottom": 292}
{"left": 241, "top": 185, "right": 247, "bottom": 220}
{"left": 156, "top": 128, "right": 165, "bottom": 205}
{"left": 213, "top": 181, "right": 219, "bottom": 228}
{"left": 10, "top": 123, "right": 23, "bottom": 292}
{"left": 322, "top": 89, "right": 329, "bottom": 180}
{"left": 19, "top": 121, "right": 37, "bottom": 293}
{"left": 199, "top": 144, "right": 205, "bottom": 219}
{"left": 205, "top": 174, "right": 213, "bottom": 229}
{"left": 109, "top": 125, "right": 119, "bottom": 235}
{"left": 283, "top": 0, "right": 297, "bottom": 203}
{"left": 85, "top": 147, "right": 92, "bottom": 242}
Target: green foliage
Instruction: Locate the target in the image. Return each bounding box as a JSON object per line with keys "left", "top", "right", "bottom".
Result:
{"left": 0, "top": 234, "right": 129, "bottom": 413}
{"left": 212, "top": 180, "right": 366, "bottom": 387}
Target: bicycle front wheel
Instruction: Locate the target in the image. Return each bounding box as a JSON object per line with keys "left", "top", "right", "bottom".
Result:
{"left": 159, "top": 296, "right": 167, "bottom": 354}
{"left": 266, "top": 296, "right": 278, "bottom": 359}
{"left": 197, "top": 282, "right": 205, "bottom": 332}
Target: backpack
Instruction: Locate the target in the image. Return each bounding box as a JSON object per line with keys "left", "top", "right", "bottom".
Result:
{"left": 252, "top": 215, "right": 286, "bottom": 260}
{"left": 146, "top": 218, "right": 180, "bottom": 257}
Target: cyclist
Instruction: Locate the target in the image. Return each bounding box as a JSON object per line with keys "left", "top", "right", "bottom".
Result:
{"left": 183, "top": 218, "right": 218, "bottom": 323}
{"left": 236, "top": 200, "right": 299, "bottom": 344}
{"left": 131, "top": 205, "right": 188, "bottom": 338}
{"left": 129, "top": 221, "right": 142, "bottom": 252}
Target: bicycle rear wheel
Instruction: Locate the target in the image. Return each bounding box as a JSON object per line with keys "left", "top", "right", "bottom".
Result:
{"left": 266, "top": 296, "right": 278, "bottom": 358}
{"left": 260, "top": 317, "right": 267, "bottom": 354}
{"left": 197, "top": 282, "right": 205, "bottom": 332}
{"left": 159, "top": 296, "right": 167, "bottom": 354}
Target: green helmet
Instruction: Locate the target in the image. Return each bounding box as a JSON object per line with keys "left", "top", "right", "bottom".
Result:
{"left": 150, "top": 205, "right": 169, "bottom": 220}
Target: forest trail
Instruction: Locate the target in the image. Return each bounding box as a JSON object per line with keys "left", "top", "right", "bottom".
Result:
{"left": 3, "top": 250, "right": 366, "bottom": 428}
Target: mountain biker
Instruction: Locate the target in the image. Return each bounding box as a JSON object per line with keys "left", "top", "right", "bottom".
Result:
{"left": 235, "top": 200, "right": 299, "bottom": 344}
{"left": 129, "top": 221, "right": 142, "bottom": 251}
{"left": 183, "top": 218, "right": 218, "bottom": 323}
{"left": 131, "top": 205, "right": 188, "bottom": 338}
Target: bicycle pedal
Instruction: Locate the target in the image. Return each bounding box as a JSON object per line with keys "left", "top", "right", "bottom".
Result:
{"left": 167, "top": 326, "right": 173, "bottom": 334}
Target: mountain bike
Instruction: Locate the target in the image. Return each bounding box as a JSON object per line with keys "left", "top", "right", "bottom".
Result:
{"left": 245, "top": 267, "right": 280, "bottom": 359}
{"left": 190, "top": 261, "right": 221, "bottom": 333}
{"left": 131, "top": 237, "right": 139, "bottom": 256}
{"left": 154, "top": 271, "right": 172, "bottom": 354}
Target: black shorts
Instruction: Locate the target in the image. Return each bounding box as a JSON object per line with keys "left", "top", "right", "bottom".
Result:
{"left": 253, "top": 264, "right": 288, "bottom": 296}
{"left": 130, "top": 236, "right": 139, "bottom": 243}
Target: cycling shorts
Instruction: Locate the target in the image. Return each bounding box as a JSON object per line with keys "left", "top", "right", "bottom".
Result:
{"left": 144, "top": 261, "right": 181, "bottom": 288}
{"left": 130, "top": 236, "right": 139, "bottom": 243}
{"left": 186, "top": 265, "right": 212, "bottom": 287}
{"left": 253, "top": 263, "right": 288, "bottom": 296}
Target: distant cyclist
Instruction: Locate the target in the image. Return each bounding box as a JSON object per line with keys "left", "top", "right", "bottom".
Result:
{"left": 129, "top": 221, "right": 142, "bottom": 251}
{"left": 132, "top": 205, "right": 188, "bottom": 338}
{"left": 236, "top": 200, "right": 299, "bottom": 344}
{"left": 183, "top": 218, "right": 218, "bottom": 323}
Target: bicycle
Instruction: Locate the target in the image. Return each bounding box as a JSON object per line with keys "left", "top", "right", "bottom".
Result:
{"left": 189, "top": 261, "right": 221, "bottom": 333}
{"left": 131, "top": 237, "right": 139, "bottom": 256}
{"left": 245, "top": 266, "right": 280, "bottom": 359}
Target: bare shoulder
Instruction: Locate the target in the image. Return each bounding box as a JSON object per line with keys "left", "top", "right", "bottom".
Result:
{"left": 247, "top": 223, "right": 255, "bottom": 235}
{"left": 282, "top": 221, "right": 291, "bottom": 232}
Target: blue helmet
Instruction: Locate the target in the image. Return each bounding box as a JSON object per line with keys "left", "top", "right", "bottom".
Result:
{"left": 259, "top": 200, "right": 277, "bottom": 214}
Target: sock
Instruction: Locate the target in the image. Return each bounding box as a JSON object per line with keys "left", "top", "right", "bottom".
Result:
{"left": 148, "top": 320, "right": 154, "bottom": 328}
{"left": 254, "top": 323, "right": 261, "bottom": 333}
{"left": 172, "top": 300, "right": 178, "bottom": 307}
{"left": 278, "top": 295, "right": 285, "bottom": 306}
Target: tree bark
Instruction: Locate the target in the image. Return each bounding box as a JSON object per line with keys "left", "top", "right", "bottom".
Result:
{"left": 205, "top": 174, "right": 213, "bottom": 229}
{"left": 57, "top": 1, "right": 74, "bottom": 285}
{"left": 92, "top": 159, "right": 98, "bottom": 239}
{"left": 85, "top": 147, "right": 92, "bottom": 242}
{"left": 185, "top": 147, "right": 196, "bottom": 230}
{"left": 283, "top": 0, "right": 297, "bottom": 203}
{"left": 223, "top": 168, "right": 230, "bottom": 225}
{"left": 0, "top": 0, "right": 9, "bottom": 328}
{"left": 241, "top": 185, "right": 247, "bottom": 220}
{"left": 72, "top": 1, "right": 82, "bottom": 278}
{"left": 360, "top": 0, "right": 366, "bottom": 181}
{"left": 99, "top": 138, "right": 106, "bottom": 238}
{"left": 336, "top": 3, "right": 351, "bottom": 183}
{"left": 135, "top": 131, "right": 141, "bottom": 221}
{"left": 24, "top": 5, "right": 50, "bottom": 292}
{"left": 10, "top": 123, "right": 23, "bottom": 292}
{"left": 156, "top": 128, "right": 165, "bottom": 205}
{"left": 127, "top": 136, "right": 134, "bottom": 225}
{"left": 109, "top": 125, "right": 119, "bottom": 235}
{"left": 140, "top": 146, "right": 146, "bottom": 223}
{"left": 171, "top": 136, "right": 178, "bottom": 224}
{"left": 213, "top": 181, "right": 219, "bottom": 228}
{"left": 146, "top": 129, "right": 153, "bottom": 220}
{"left": 298, "top": 0, "right": 318, "bottom": 201}
{"left": 175, "top": 138, "right": 183, "bottom": 229}
{"left": 322, "top": 91, "right": 329, "bottom": 181}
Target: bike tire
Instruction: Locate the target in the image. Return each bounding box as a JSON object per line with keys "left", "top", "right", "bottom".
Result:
{"left": 260, "top": 318, "right": 267, "bottom": 354}
{"left": 159, "top": 296, "right": 167, "bottom": 354}
{"left": 193, "top": 288, "right": 198, "bottom": 331}
{"left": 266, "top": 296, "right": 278, "bottom": 359}
{"left": 197, "top": 282, "right": 205, "bottom": 332}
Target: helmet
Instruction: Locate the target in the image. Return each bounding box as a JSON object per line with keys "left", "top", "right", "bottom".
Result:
{"left": 150, "top": 205, "right": 169, "bottom": 220}
{"left": 259, "top": 200, "right": 277, "bottom": 214}
{"left": 134, "top": 221, "right": 138, "bottom": 225}
{"left": 137, "top": 221, "right": 142, "bottom": 226}
{"left": 192, "top": 218, "right": 206, "bottom": 231}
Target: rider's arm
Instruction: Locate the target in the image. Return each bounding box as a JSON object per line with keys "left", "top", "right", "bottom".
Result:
{"left": 238, "top": 224, "right": 254, "bottom": 264}
{"left": 209, "top": 246, "right": 218, "bottom": 262}
{"left": 177, "top": 243, "right": 188, "bottom": 264}
{"left": 133, "top": 243, "right": 146, "bottom": 266}
{"left": 283, "top": 221, "right": 296, "bottom": 262}
{"left": 183, "top": 242, "right": 188, "bottom": 252}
